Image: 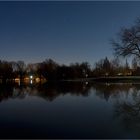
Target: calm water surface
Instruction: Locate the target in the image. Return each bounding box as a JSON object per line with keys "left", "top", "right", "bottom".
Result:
{"left": 0, "top": 81, "right": 140, "bottom": 138}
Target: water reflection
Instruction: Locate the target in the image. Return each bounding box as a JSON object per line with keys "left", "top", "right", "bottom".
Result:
{"left": 1, "top": 82, "right": 140, "bottom": 138}
{"left": 1, "top": 82, "right": 140, "bottom": 102}
{"left": 93, "top": 82, "right": 140, "bottom": 138}
{"left": 36, "top": 81, "right": 92, "bottom": 101}
{"left": 0, "top": 84, "right": 13, "bottom": 102}
{"left": 93, "top": 82, "right": 133, "bottom": 101}
{"left": 114, "top": 84, "right": 140, "bottom": 130}
{"left": 0, "top": 82, "right": 92, "bottom": 102}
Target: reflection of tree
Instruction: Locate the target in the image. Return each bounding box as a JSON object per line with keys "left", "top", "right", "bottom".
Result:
{"left": 0, "top": 82, "right": 92, "bottom": 102}
{"left": 116, "top": 100, "right": 140, "bottom": 117}
{"left": 0, "top": 84, "right": 13, "bottom": 102}
{"left": 1, "top": 82, "right": 140, "bottom": 103}
{"left": 114, "top": 86, "right": 140, "bottom": 130}
{"left": 93, "top": 82, "right": 132, "bottom": 101}
{"left": 13, "top": 85, "right": 27, "bottom": 99}
{"left": 0, "top": 83, "right": 31, "bottom": 102}
{"left": 36, "top": 82, "right": 92, "bottom": 101}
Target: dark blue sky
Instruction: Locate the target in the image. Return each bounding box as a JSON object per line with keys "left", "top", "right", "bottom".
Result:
{"left": 0, "top": 1, "right": 140, "bottom": 65}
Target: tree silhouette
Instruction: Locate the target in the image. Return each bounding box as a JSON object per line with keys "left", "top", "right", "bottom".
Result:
{"left": 15, "top": 61, "right": 26, "bottom": 82}
{"left": 0, "top": 61, "right": 14, "bottom": 83}
{"left": 132, "top": 57, "right": 138, "bottom": 70}
{"left": 103, "top": 57, "right": 111, "bottom": 75}
{"left": 37, "top": 59, "right": 59, "bottom": 81}
{"left": 112, "top": 18, "right": 140, "bottom": 59}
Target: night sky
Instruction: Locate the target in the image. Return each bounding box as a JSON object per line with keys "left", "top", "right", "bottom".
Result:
{"left": 0, "top": 1, "right": 140, "bottom": 65}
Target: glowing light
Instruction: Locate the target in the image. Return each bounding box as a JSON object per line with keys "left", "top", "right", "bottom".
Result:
{"left": 18, "top": 81, "right": 20, "bottom": 86}
{"left": 85, "top": 82, "right": 88, "bottom": 85}
{"left": 30, "top": 75, "right": 33, "bottom": 79}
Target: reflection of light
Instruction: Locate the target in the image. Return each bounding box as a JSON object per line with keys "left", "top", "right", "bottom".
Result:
{"left": 30, "top": 75, "right": 33, "bottom": 79}
{"left": 18, "top": 81, "right": 20, "bottom": 86}
{"left": 85, "top": 82, "right": 88, "bottom": 85}
{"left": 106, "top": 83, "right": 110, "bottom": 86}
{"left": 30, "top": 80, "right": 33, "bottom": 84}
{"left": 36, "top": 78, "right": 40, "bottom": 83}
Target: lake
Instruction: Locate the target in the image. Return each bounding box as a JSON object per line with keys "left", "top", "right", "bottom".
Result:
{"left": 0, "top": 81, "right": 140, "bottom": 138}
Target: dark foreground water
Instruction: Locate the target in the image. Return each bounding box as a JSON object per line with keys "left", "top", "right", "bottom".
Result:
{"left": 0, "top": 81, "right": 140, "bottom": 138}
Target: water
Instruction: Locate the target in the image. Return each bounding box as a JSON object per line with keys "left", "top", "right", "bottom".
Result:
{"left": 0, "top": 81, "right": 140, "bottom": 138}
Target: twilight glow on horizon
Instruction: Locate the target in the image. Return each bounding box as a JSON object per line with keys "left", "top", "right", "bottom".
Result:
{"left": 0, "top": 1, "right": 140, "bottom": 65}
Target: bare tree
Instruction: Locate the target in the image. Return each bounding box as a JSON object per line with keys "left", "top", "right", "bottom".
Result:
{"left": 132, "top": 57, "right": 138, "bottom": 70}
{"left": 112, "top": 18, "right": 140, "bottom": 59}
{"left": 16, "top": 61, "right": 26, "bottom": 81}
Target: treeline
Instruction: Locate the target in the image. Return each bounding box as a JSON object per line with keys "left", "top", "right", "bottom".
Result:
{"left": 0, "top": 60, "right": 26, "bottom": 83}
{"left": 93, "top": 57, "right": 140, "bottom": 77}
{"left": 0, "top": 57, "right": 140, "bottom": 83}
{"left": 0, "top": 59, "right": 92, "bottom": 83}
